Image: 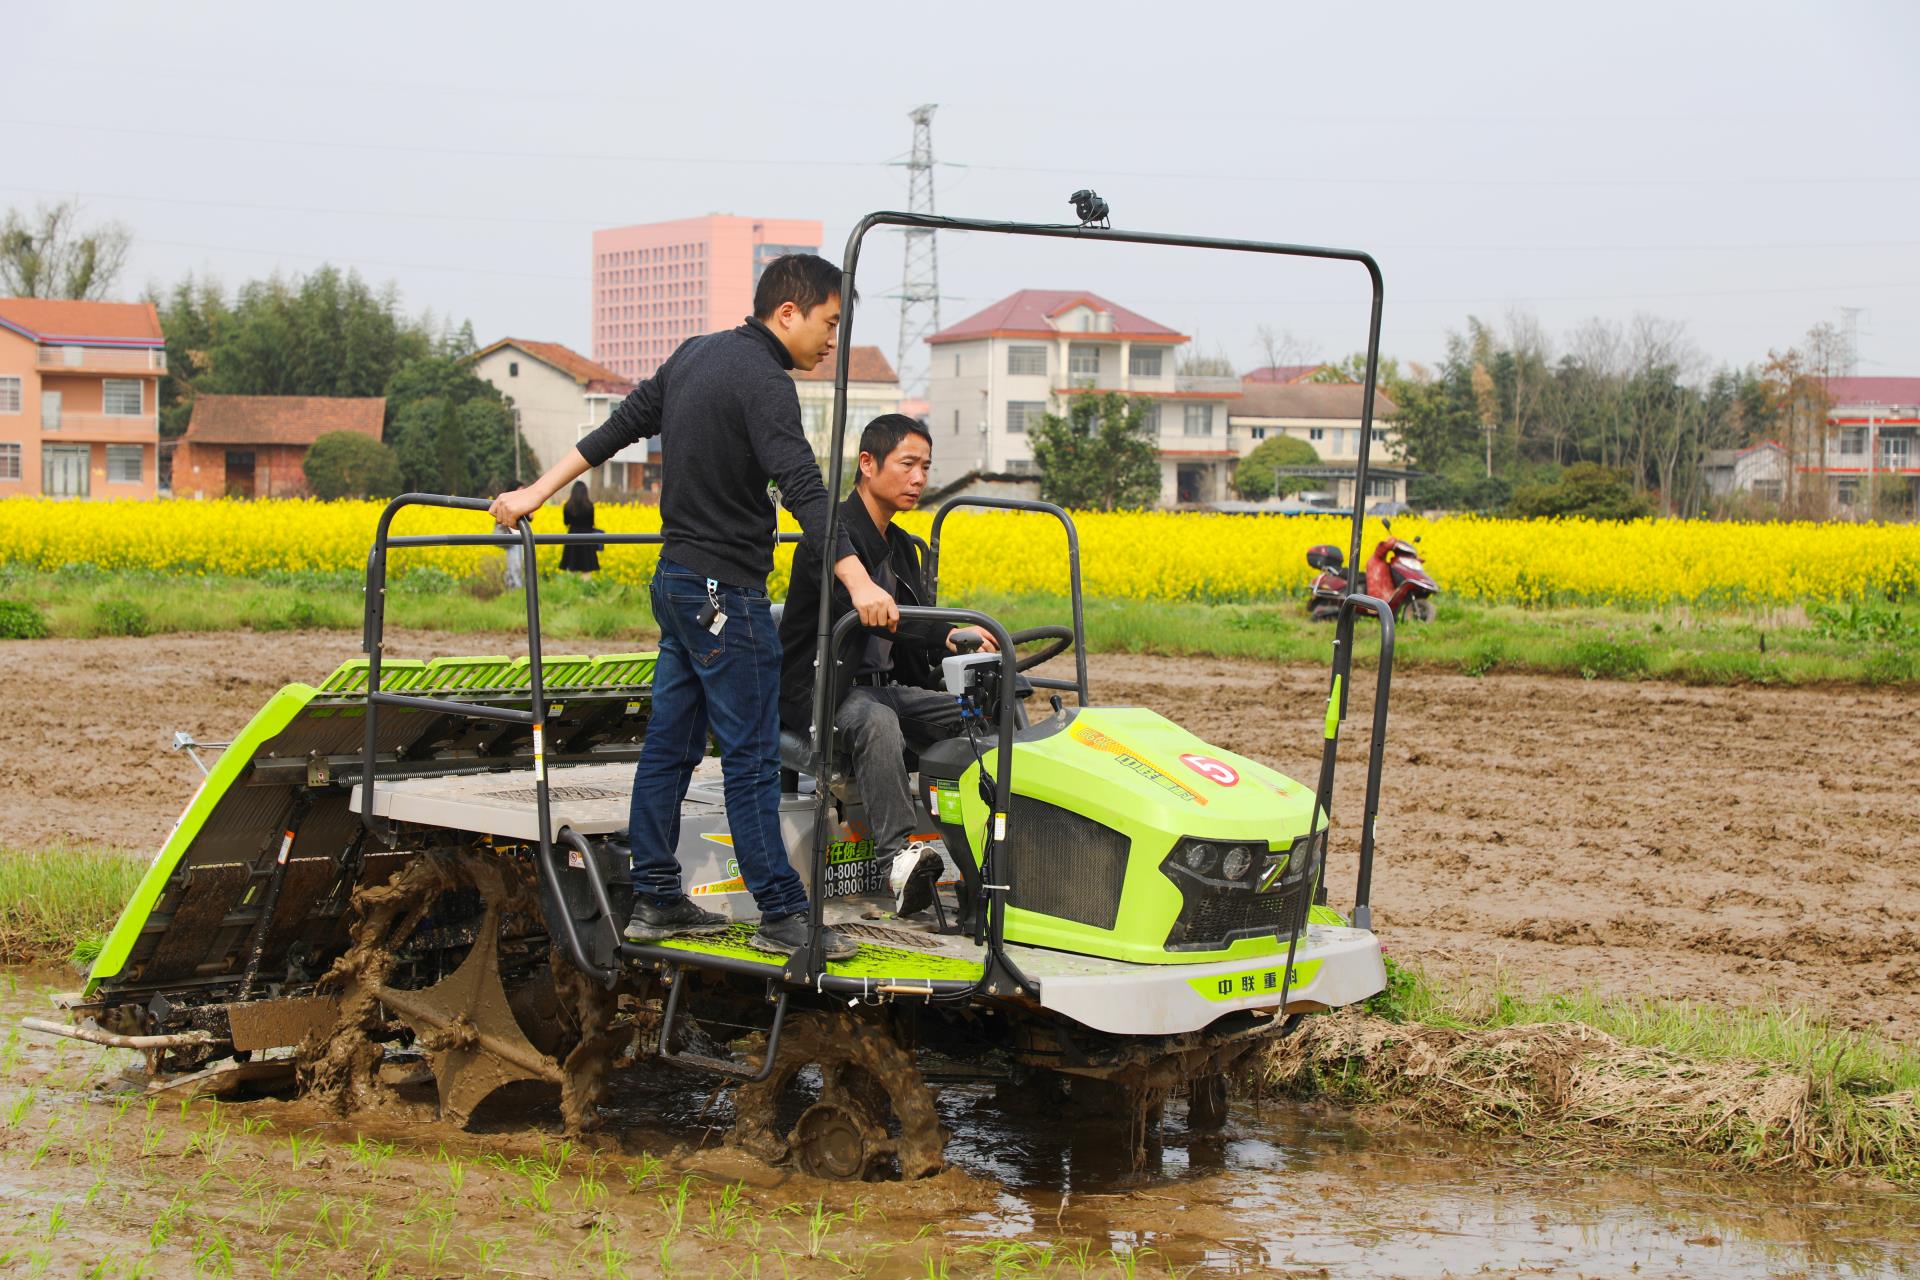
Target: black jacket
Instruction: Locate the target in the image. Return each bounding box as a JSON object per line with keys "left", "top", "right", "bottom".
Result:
{"left": 575, "top": 318, "right": 853, "bottom": 589}
{"left": 779, "top": 491, "right": 949, "bottom": 734}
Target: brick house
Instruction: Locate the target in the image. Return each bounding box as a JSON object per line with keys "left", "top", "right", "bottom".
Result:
{"left": 172, "top": 395, "right": 386, "bottom": 498}
{"left": 0, "top": 297, "right": 167, "bottom": 499}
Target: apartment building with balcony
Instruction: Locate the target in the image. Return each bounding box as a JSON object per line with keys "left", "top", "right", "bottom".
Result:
{"left": 591, "top": 215, "right": 822, "bottom": 382}
{"left": 466, "top": 338, "right": 643, "bottom": 496}
{"left": 1810, "top": 376, "right": 1920, "bottom": 519}
{"left": 924, "top": 290, "right": 1241, "bottom": 506}
{"left": 0, "top": 297, "right": 166, "bottom": 499}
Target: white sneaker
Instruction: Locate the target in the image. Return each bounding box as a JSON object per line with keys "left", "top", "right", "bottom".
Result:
{"left": 888, "top": 840, "right": 943, "bottom": 918}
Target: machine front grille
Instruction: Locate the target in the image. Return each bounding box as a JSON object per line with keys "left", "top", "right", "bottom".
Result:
{"left": 1002, "top": 796, "right": 1129, "bottom": 930}
{"left": 1168, "top": 881, "right": 1308, "bottom": 952}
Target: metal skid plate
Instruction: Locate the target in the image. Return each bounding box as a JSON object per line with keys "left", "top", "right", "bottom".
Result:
{"left": 350, "top": 762, "right": 636, "bottom": 841}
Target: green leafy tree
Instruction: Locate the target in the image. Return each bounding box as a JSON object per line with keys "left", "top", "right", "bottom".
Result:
{"left": 384, "top": 356, "right": 536, "bottom": 496}
{"left": 1232, "top": 436, "right": 1321, "bottom": 501}
{"left": 1507, "top": 462, "right": 1653, "bottom": 521}
{"left": 0, "top": 200, "right": 131, "bottom": 299}
{"left": 1029, "top": 392, "right": 1161, "bottom": 511}
{"left": 303, "top": 431, "right": 405, "bottom": 499}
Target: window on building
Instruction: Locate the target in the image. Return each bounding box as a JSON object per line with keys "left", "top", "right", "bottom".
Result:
{"left": 1006, "top": 401, "right": 1045, "bottom": 434}
{"left": 1837, "top": 478, "right": 1860, "bottom": 505}
{"left": 953, "top": 410, "right": 960, "bottom": 436}
{"left": 1308, "top": 426, "right": 1325, "bottom": 442}
{"left": 1135, "top": 401, "right": 1160, "bottom": 433}
{"left": 1839, "top": 427, "right": 1867, "bottom": 456}
{"left": 1371, "top": 428, "right": 1386, "bottom": 444}
{"left": 509, "top": 361, "right": 519, "bottom": 377}
{"left": 1129, "top": 348, "right": 1163, "bottom": 378}
{"left": 1251, "top": 427, "right": 1267, "bottom": 440}
{"left": 954, "top": 354, "right": 962, "bottom": 377}
{"left": 1008, "top": 346, "right": 1047, "bottom": 376}
{"left": 107, "top": 445, "right": 142, "bottom": 484}
{"left": 1883, "top": 435, "right": 1911, "bottom": 467}
{"left": 1184, "top": 403, "right": 1212, "bottom": 436}
{"left": 1367, "top": 477, "right": 1398, "bottom": 499}
{"left": 1068, "top": 345, "right": 1101, "bottom": 378}
{"left": 0, "top": 377, "right": 20, "bottom": 413}
{"left": 0, "top": 443, "right": 18, "bottom": 480}
{"left": 1007, "top": 458, "right": 1037, "bottom": 474}
{"left": 1752, "top": 480, "right": 1783, "bottom": 502}
{"left": 103, "top": 380, "right": 142, "bottom": 416}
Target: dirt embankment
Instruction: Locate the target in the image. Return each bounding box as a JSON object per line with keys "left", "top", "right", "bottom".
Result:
{"left": 2, "top": 630, "right": 1915, "bottom": 1038}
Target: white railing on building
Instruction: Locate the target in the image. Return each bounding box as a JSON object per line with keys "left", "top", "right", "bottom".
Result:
{"left": 35, "top": 346, "right": 167, "bottom": 373}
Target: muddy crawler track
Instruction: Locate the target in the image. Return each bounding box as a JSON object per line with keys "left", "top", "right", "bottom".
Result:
{"left": 7, "top": 630, "right": 1917, "bottom": 1039}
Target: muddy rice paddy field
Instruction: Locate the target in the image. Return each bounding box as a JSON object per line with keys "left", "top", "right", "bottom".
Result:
{"left": 1, "top": 630, "right": 1917, "bottom": 1278}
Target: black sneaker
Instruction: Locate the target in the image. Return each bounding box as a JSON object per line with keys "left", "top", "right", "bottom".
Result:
{"left": 749, "top": 913, "right": 858, "bottom": 961}
{"left": 622, "top": 895, "right": 730, "bottom": 943}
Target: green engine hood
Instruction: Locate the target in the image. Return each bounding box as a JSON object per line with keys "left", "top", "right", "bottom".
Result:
{"left": 947, "top": 706, "right": 1325, "bottom": 964}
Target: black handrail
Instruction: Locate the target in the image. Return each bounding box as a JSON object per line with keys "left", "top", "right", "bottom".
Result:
{"left": 357, "top": 499, "right": 802, "bottom": 986}
{"left": 927, "top": 495, "right": 1089, "bottom": 706}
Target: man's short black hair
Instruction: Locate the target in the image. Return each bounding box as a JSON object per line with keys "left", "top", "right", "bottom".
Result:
{"left": 752, "top": 254, "right": 850, "bottom": 320}
{"left": 856, "top": 413, "right": 933, "bottom": 484}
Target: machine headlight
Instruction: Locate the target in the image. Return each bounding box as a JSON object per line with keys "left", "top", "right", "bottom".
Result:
{"left": 1220, "top": 844, "right": 1256, "bottom": 882}
{"left": 1181, "top": 842, "right": 1219, "bottom": 875}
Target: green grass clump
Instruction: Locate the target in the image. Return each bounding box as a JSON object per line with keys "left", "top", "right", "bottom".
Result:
{"left": 0, "top": 846, "right": 145, "bottom": 966}
{"left": 0, "top": 599, "right": 47, "bottom": 639}
{"left": 91, "top": 597, "right": 152, "bottom": 638}
{"left": 1283, "top": 956, "right": 1920, "bottom": 1183}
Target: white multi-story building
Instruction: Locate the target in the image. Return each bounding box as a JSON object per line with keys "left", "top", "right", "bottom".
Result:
{"left": 924, "top": 290, "right": 1241, "bottom": 506}
{"left": 466, "top": 339, "right": 646, "bottom": 497}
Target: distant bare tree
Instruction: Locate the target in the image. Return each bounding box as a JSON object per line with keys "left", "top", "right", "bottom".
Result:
{"left": 1177, "top": 339, "right": 1238, "bottom": 377}
{"left": 0, "top": 199, "right": 132, "bottom": 300}
{"left": 1252, "top": 324, "right": 1318, "bottom": 377}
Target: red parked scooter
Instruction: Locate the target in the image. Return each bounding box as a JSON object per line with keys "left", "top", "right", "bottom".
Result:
{"left": 1307, "top": 519, "right": 1438, "bottom": 622}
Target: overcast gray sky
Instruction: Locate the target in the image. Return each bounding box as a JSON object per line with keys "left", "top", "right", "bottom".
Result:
{"left": 8, "top": 1, "right": 1916, "bottom": 383}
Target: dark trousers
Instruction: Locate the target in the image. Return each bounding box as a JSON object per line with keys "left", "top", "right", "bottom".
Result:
{"left": 625, "top": 559, "right": 808, "bottom": 918}
{"left": 835, "top": 684, "right": 966, "bottom": 859}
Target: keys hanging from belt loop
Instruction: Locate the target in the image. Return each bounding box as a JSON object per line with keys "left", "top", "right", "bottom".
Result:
{"left": 698, "top": 578, "right": 728, "bottom": 636}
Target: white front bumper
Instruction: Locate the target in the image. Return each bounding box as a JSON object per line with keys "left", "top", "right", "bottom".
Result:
{"left": 1015, "top": 926, "right": 1385, "bottom": 1037}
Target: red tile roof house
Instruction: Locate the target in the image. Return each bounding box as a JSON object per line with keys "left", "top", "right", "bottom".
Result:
{"left": 0, "top": 297, "right": 167, "bottom": 499}
{"left": 924, "top": 289, "right": 1243, "bottom": 506}
{"left": 172, "top": 395, "right": 386, "bottom": 498}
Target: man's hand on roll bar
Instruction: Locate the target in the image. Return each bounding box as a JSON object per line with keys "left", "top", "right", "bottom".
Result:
{"left": 836, "top": 556, "right": 899, "bottom": 629}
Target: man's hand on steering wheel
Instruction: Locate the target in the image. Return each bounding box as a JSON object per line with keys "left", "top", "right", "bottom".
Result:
{"left": 946, "top": 626, "right": 999, "bottom": 653}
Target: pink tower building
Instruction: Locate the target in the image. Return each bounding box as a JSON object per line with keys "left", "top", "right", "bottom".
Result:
{"left": 591, "top": 215, "right": 823, "bottom": 381}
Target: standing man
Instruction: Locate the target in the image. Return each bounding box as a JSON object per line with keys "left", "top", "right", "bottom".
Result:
{"left": 490, "top": 255, "right": 893, "bottom": 961}
{"left": 778, "top": 413, "right": 997, "bottom": 918}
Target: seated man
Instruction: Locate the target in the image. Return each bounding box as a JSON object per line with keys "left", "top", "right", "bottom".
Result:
{"left": 778, "top": 413, "right": 997, "bottom": 916}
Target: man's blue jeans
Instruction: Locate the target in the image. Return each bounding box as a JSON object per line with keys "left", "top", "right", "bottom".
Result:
{"left": 625, "top": 559, "right": 809, "bottom": 918}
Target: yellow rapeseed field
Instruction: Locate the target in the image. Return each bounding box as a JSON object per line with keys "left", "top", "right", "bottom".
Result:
{"left": 0, "top": 498, "right": 1915, "bottom": 608}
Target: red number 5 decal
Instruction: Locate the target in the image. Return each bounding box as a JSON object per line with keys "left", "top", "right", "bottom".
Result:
{"left": 1180, "top": 754, "right": 1239, "bottom": 786}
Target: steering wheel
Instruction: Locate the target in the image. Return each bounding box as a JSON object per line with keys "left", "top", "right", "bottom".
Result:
{"left": 951, "top": 624, "right": 1074, "bottom": 672}
{"left": 1008, "top": 625, "right": 1074, "bottom": 672}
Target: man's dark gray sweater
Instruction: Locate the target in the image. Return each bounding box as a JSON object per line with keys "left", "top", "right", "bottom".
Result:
{"left": 576, "top": 318, "right": 853, "bottom": 589}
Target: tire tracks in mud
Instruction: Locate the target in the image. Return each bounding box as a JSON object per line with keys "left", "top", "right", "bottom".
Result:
{"left": 2, "top": 630, "right": 1915, "bottom": 1040}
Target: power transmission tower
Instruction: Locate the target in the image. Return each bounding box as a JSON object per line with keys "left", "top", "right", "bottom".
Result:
{"left": 896, "top": 104, "right": 941, "bottom": 399}
{"left": 1837, "top": 306, "right": 1868, "bottom": 377}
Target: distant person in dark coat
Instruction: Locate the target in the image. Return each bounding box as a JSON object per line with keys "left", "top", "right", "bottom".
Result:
{"left": 559, "top": 481, "right": 600, "bottom": 574}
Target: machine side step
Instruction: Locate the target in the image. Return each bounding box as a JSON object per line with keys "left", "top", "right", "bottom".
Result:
{"left": 624, "top": 923, "right": 985, "bottom": 990}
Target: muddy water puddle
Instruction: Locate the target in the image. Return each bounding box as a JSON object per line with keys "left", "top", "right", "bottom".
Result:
{"left": 3, "top": 970, "right": 1915, "bottom": 1278}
